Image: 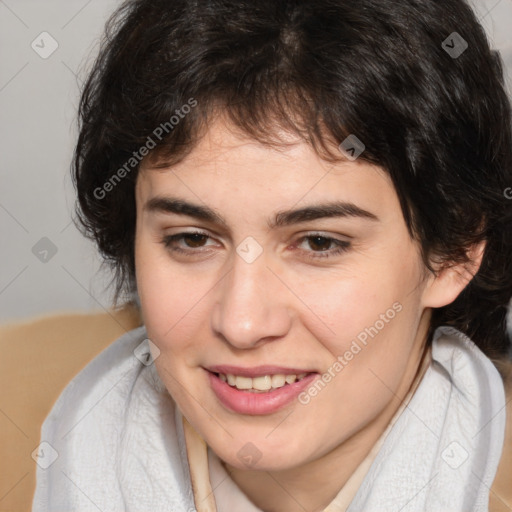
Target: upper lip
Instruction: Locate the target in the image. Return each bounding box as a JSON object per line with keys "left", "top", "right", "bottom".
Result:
{"left": 205, "top": 365, "right": 317, "bottom": 378}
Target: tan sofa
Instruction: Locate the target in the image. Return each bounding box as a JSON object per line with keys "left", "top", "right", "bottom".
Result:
{"left": 0, "top": 306, "right": 511, "bottom": 512}
{"left": 0, "top": 305, "right": 142, "bottom": 512}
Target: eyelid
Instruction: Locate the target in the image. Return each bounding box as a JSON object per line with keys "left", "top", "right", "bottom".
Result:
{"left": 160, "top": 228, "right": 351, "bottom": 245}
{"left": 295, "top": 230, "right": 352, "bottom": 241}
{"left": 161, "top": 229, "right": 216, "bottom": 246}
{"left": 160, "top": 229, "right": 352, "bottom": 260}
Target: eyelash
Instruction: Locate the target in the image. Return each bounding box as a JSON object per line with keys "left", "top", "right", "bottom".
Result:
{"left": 160, "top": 230, "right": 351, "bottom": 260}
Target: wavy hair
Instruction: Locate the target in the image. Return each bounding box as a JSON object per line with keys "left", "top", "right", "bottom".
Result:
{"left": 73, "top": 0, "right": 512, "bottom": 359}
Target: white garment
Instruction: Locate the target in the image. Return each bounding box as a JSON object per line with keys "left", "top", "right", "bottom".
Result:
{"left": 31, "top": 325, "right": 507, "bottom": 512}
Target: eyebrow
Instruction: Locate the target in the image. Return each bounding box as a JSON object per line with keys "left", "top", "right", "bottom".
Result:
{"left": 144, "top": 196, "right": 379, "bottom": 229}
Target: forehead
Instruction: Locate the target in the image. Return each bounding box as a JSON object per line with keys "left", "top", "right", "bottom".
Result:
{"left": 136, "top": 117, "right": 400, "bottom": 225}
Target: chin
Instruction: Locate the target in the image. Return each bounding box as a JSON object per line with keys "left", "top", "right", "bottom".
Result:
{"left": 219, "top": 449, "right": 298, "bottom": 472}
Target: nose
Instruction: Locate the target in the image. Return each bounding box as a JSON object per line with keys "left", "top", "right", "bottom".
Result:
{"left": 210, "top": 248, "right": 292, "bottom": 350}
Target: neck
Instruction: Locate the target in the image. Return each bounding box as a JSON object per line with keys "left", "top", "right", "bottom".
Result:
{"left": 223, "top": 317, "right": 433, "bottom": 512}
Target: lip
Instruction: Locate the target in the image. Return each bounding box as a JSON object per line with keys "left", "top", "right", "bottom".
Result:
{"left": 206, "top": 365, "right": 316, "bottom": 378}
{"left": 205, "top": 368, "right": 318, "bottom": 415}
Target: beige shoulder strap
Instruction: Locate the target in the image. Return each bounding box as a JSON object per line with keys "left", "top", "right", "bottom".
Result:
{"left": 183, "top": 415, "right": 218, "bottom": 512}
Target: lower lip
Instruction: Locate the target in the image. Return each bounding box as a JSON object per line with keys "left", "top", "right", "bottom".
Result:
{"left": 207, "top": 371, "right": 318, "bottom": 415}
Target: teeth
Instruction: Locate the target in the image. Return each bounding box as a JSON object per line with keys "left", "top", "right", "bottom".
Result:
{"left": 252, "top": 375, "right": 272, "bottom": 391}
{"left": 235, "top": 376, "right": 252, "bottom": 390}
{"left": 218, "top": 372, "right": 309, "bottom": 392}
{"left": 271, "top": 374, "right": 286, "bottom": 388}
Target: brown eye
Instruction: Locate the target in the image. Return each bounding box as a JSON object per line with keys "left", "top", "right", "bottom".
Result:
{"left": 161, "top": 230, "right": 214, "bottom": 254}
{"left": 307, "top": 236, "right": 335, "bottom": 251}
{"left": 180, "top": 233, "right": 209, "bottom": 248}
{"left": 296, "top": 234, "right": 351, "bottom": 260}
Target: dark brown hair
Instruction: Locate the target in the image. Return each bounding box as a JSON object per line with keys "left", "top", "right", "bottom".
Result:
{"left": 73, "top": 0, "right": 512, "bottom": 359}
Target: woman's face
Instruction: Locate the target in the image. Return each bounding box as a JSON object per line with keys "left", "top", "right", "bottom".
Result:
{"left": 134, "top": 117, "right": 439, "bottom": 472}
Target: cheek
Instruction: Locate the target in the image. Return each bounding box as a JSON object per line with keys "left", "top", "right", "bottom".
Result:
{"left": 135, "top": 235, "right": 181, "bottom": 338}
{"left": 294, "top": 261, "right": 416, "bottom": 350}
{"left": 294, "top": 251, "right": 424, "bottom": 398}
{"left": 135, "top": 237, "right": 214, "bottom": 360}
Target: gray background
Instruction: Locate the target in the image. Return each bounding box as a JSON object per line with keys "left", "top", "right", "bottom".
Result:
{"left": 1, "top": 0, "right": 512, "bottom": 323}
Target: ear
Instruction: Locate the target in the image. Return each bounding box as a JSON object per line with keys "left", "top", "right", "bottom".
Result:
{"left": 421, "top": 241, "right": 486, "bottom": 308}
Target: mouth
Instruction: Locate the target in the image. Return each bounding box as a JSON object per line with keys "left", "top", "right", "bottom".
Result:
{"left": 215, "top": 371, "right": 310, "bottom": 393}
{"left": 204, "top": 366, "right": 319, "bottom": 415}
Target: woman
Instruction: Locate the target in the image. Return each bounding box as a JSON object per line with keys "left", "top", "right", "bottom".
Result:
{"left": 32, "top": 0, "right": 512, "bottom": 510}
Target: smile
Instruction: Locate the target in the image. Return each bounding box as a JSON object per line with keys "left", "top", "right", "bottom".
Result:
{"left": 205, "top": 366, "right": 318, "bottom": 415}
{"left": 218, "top": 372, "right": 309, "bottom": 392}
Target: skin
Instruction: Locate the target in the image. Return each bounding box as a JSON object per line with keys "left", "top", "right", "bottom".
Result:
{"left": 134, "top": 116, "right": 483, "bottom": 512}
